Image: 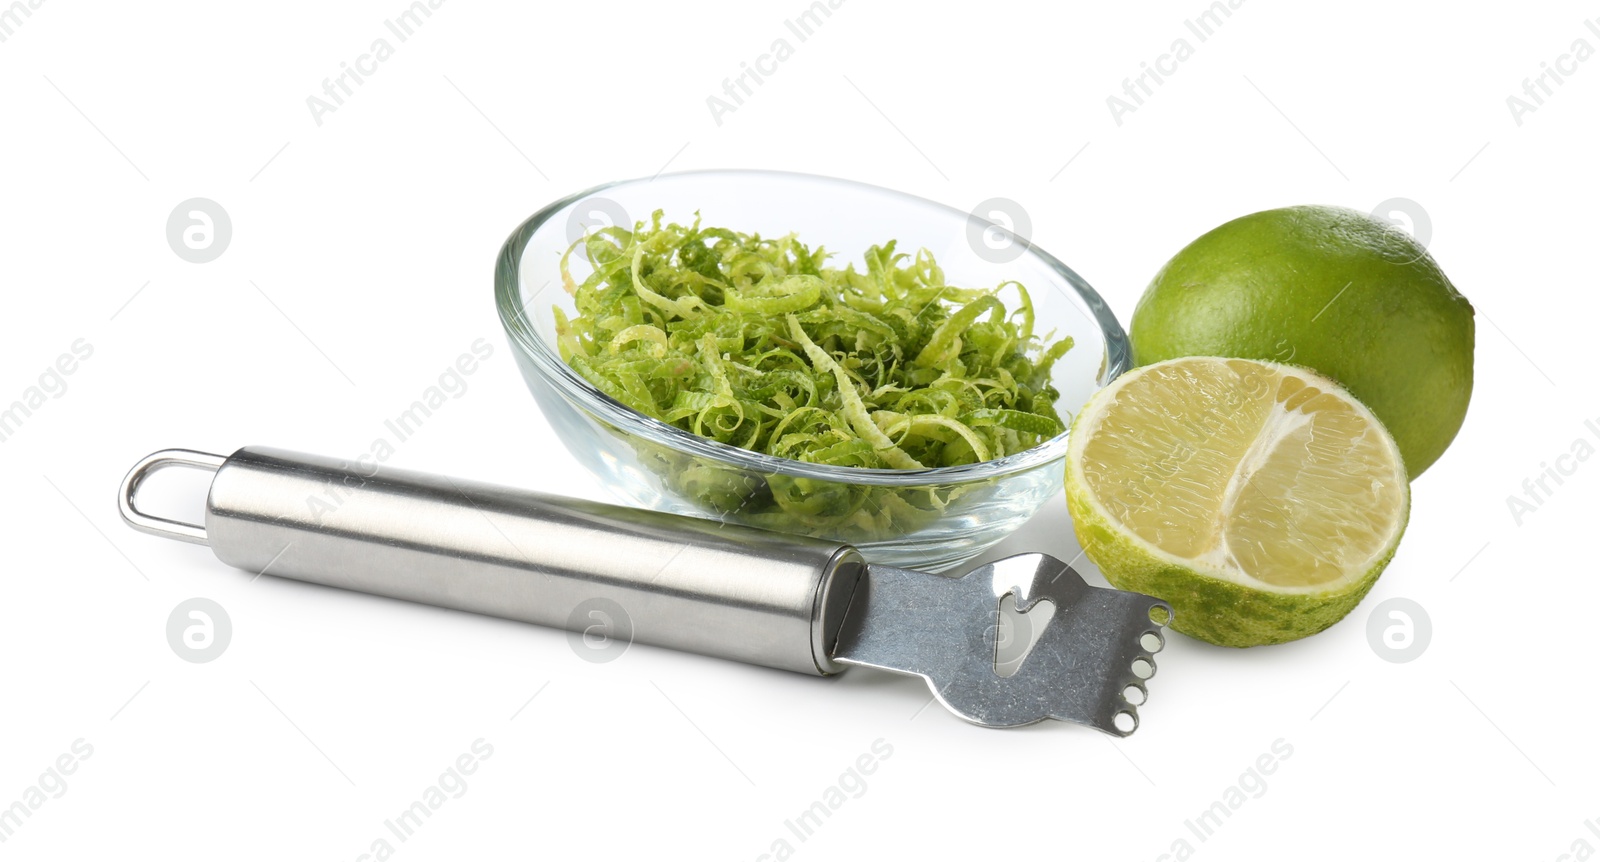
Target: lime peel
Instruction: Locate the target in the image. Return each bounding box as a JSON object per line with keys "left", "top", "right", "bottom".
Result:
{"left": 554, "top": 211, "right": 1075, "bottom": 540}
{"left": 556, "top": 211, "right": 1071, "bottom": 472}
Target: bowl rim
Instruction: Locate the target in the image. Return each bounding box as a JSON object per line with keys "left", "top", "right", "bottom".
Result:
{"left": 494, "top": 168, "right": 1130, "bottom": 487}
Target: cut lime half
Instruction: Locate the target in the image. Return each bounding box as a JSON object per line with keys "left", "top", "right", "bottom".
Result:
{"left": 1065, "top": 357, "right": 1409, "bottom": 647}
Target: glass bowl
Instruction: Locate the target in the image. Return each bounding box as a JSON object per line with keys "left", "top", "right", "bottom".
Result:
{"left": 494, "top": 169, "right": 1127, "bottom": 571}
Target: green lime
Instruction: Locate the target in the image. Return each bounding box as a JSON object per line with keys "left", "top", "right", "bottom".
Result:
{"left": 1065, "top": 357, "right": 1409, "bottom": 647}
{"left": 1129, "top": 205, "right": 1474, "bottom": 477}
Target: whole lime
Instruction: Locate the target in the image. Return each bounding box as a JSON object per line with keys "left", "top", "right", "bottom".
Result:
{"left": 1129, "top": 205, "right": 1474, "bottom": 477}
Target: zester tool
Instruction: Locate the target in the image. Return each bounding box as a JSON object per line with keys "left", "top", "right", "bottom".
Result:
{"left": 118, "top": 446, "right": 1171, "bottom": 734}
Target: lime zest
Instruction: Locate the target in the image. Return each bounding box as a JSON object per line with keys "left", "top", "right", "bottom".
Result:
{"left": 785, "top": 313, "right": 924, "bottom": 470}
{"left": 553, "top": 212, "right": 1074, "bottom": 534}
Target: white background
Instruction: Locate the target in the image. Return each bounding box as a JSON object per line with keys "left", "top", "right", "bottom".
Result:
{"left": 2, "top": 0, "right": 1597, "bottom": 858}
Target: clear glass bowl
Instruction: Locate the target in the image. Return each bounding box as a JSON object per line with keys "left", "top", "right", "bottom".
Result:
{"left": 494, "top": 169, "right": 1128, "bottom": 571}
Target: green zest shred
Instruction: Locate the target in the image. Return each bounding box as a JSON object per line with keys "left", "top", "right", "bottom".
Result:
{"left": 554, "top": 212, "right": 1074, "bottom": 538}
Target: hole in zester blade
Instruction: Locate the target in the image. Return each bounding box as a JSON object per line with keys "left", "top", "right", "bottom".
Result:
{"left": 994, "top": 592, "right": 1057, "bottom": 678}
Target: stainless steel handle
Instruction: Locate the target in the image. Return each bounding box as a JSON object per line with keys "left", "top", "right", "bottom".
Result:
{"left": 121, "top": 446, "right": 865, "bottom": 675}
